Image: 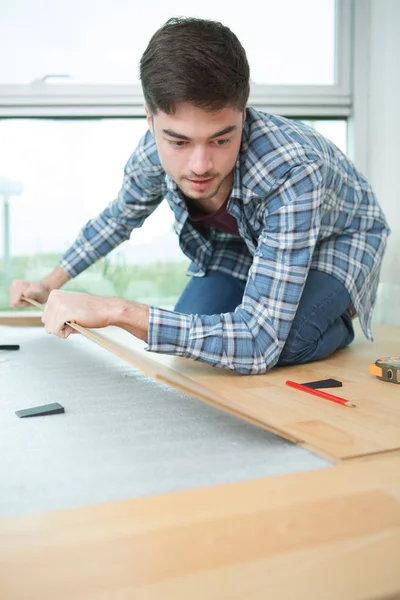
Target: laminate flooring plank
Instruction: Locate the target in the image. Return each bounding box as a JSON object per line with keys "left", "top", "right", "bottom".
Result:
{"left": 1, "top": 453, "right": 399, "bottom": 600}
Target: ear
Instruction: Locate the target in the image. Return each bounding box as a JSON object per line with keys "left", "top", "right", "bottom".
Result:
{"left": 144, "top": 105, "right": 153, "bottom": 133}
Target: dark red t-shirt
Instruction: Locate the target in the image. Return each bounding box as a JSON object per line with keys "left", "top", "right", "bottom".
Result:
{"left": 186, "top": 196, "right": 240, "bottom": 236}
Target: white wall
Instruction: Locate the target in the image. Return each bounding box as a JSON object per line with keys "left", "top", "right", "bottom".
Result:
{"left": 352, "top": 0, "right": 400, "bottom": 325}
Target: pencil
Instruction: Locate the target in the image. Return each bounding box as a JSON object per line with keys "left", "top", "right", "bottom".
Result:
{"left": 285, "top": 380, "right": 357, "bottom": 408}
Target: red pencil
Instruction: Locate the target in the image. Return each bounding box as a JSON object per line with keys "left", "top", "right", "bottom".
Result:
{"left": 286, "top": 380, "right": 357, "bottom": 408}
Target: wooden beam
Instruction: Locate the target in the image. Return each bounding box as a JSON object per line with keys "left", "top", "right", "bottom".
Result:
{"left": 0, "top": 310, "right": 43, "bottom": 327}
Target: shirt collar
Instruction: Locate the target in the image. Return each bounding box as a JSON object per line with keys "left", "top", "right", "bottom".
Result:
{"left": 230, "top": 116, "right": 263, "bottom": 206}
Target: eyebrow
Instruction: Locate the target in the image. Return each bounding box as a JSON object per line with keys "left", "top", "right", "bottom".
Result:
{"left": 162, "top": 125, "right": 238, "bottom": 141}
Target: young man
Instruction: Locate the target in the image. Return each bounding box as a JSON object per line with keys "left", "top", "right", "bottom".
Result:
{"left": 10, "top": 17, "right": 390, "bottom": 375}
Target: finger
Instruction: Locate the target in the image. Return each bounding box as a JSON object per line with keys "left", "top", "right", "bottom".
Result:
{"left": 43, "top": 321, "right": 66, "bottom": 338}
{"left": 67, "top": 325, "right": 81, "bottom": 335}
{"left": 10, "top": 299, "right": 31, "bottom": 308}
{"left": 63, "top": 325, "right": 77, "bottom": 337}
{"left": 42, "top": 309, "right": 57, "bottom": 335}
{"left": 10, "top": 287, "right": 28, "bottom": 307}
{"left": 25, "top": 288, "right": 43, "bottom": 303}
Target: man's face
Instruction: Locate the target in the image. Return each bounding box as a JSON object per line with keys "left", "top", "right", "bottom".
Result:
{"left": 146, "top": 103, "right": 244, "bottom": 203}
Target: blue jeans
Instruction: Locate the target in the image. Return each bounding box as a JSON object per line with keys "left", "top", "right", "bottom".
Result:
{"left": 174, "top": 269, "right": 354, "bottom": 366}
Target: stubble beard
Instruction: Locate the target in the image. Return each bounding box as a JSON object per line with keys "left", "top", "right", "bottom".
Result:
{"left": 178, "top": 171, "right": 232, "bottom": 202}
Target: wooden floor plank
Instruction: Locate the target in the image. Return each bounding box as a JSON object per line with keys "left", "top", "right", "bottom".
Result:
{"left": 1, "top": 454, "right": 399, "bottom": 599}
{"left": 0, "top": 310, "right": 42, "bottom": 326}
{"left": 89, "top": 323, "right": 400, "bottom": 461}
{"left": 1, "top": 312, "right": 398, "bottom": 461}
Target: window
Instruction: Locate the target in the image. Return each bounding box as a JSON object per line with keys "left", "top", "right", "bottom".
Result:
{"left": 2, "top": 0, "right": 335, "bottom": 86}
{"left": 0, "top": 0, "right": 351, "bottom": 310}
{"left": 0, "top": 117, "right": 347, "bottom": 310}
{"left": 0, "top": 0, "right": 350, "bottom": 118}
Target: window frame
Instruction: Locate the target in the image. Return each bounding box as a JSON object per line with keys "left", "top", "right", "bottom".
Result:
{"left": 0, "top": 0, "right": 352, "bottom": 118}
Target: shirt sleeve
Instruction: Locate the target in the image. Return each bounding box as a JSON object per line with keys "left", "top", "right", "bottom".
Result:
{"left": 60, "top": 130, "right": 165, "bottom": 277}
{"left": 147, "top": 162, "right": 325, "bottom": 375}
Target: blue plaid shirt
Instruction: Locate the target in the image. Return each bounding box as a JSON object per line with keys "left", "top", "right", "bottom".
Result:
{"left": 60, "top": 107, "right": 390, "bottom": 374}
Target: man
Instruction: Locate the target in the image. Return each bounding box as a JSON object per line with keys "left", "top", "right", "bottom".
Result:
{"left": 10, "top": 17, "right": 390, "bottom": 375}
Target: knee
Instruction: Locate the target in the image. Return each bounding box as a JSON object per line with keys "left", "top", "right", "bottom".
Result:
{"left": 278, "top": 336, "right": 316, "bottom": 365}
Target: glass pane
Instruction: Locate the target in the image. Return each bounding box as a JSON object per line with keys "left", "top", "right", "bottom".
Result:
{"left": 0, "top": 117, "right": 346, "bottom": 310}
{"left": 301, "top": 119, "right": 347, "bottom": 153}
{"left": 0, "top": 0, "right": 335, "bottom": 85}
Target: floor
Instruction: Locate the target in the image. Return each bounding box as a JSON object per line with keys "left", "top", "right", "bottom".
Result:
{"left": 1, "top": 316, "right": 399, "bottom": 599}
{"left": 0, "top": 325, "right": 328, "bottom": 516}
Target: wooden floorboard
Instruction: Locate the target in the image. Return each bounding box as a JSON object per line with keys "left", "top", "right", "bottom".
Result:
{"left": 1, "top": 453, "right": 399, "bottom": 600}
{"left": 78, "top": 323, "right": 400, "bottom": 461}
{"left": 1, "top": 313, "right": 398, "bottom": 462}
{"left": 0, "top": 310, "right": 42, "bottom": 326}
{"left": 1, "top": 314, "right": 399, "bottom": 598}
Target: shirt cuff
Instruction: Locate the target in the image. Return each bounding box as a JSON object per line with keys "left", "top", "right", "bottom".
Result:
{"left": 146, "top": 306, "right": 192, "bottom": 356}
{"left": 59, "top": 255, "right": 80, "bottom": 278}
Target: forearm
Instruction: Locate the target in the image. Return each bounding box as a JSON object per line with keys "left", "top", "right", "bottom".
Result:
{"left": 60, "top": 161, "right": 165, "bottom": 278}
{"left": 111, "top": 298, "right": 149, "bottom": 342}
{"left": 42, "top": 265, "right": 71, "bottom": 291}
{"left": 59, "top": 210, "right": 131, "bottom": 278}
{"left": 146, "top": 305, "right": 280, "bottom": 375}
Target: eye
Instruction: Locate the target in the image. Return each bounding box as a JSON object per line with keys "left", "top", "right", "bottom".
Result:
{"left": 213, "top": 138, "right": 231, "bottom": 146}
{"left": 167, "top": 140, "right": 187, "bottom": 148}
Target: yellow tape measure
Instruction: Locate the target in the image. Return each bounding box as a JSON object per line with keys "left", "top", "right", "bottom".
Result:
{"left": 369, "top": 356, "right": 400, "bottom": 384}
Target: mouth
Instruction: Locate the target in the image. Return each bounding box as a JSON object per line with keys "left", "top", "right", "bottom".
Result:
{"left": 185, "top": 177, "right": 215, "bottom": 191}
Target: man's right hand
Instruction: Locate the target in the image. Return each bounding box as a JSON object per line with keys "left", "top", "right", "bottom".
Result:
{"left": 10, "top": 280, "right": 51, "bottom": 307}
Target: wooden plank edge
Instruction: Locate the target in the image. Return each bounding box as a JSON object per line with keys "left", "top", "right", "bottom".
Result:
{"left": 297, "top": 443, "right": 339, "bottom": 464}
{"left": 0, "top": 311, "right": 43, "bottom": 327}
{"left": 298, "top": 444, "right": 400, "bottom": 465}
{"left": 83, "top": 326, "right": 304, "bottom": 446}
{"left": 153, "top": 371, "right": 303, "bottom": 445}
{"left": 341, "top": 447, "right": 400, "bottom": 463}
{"left": 4, "top": 301, "right": 306, "bottom": 448}
{"left": 8, "top": 300, "right": 341, "bottom": 461}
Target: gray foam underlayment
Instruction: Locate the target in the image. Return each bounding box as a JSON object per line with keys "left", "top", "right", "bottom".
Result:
{"left": 0, "top": 325, "right": 330, "bottom": 516}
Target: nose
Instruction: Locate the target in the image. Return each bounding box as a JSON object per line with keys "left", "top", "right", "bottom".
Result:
{"left": 188, "top": 146, "right": 213, "bottom": 176}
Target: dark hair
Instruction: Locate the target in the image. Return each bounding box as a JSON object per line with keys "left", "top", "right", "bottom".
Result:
{"left": 140, "top": 17, "right": 250, "bottom": 115}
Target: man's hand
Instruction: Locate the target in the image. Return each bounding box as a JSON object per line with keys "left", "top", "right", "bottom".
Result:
{"left": 10, "top": 266, "right": 71, "bottom": 308}
{"left": 42, "top": 290, "right": 149, "bottom": 342}
{"left": 42, "top": 290, "right": 115, "bottom": 338}
{"left": 10, "top": 280, "right": 51, "bottom": 307}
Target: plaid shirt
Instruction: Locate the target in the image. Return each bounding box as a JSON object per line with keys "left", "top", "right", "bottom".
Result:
{"left": 60, "top": 107, "right": 390, "bottom": 375}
